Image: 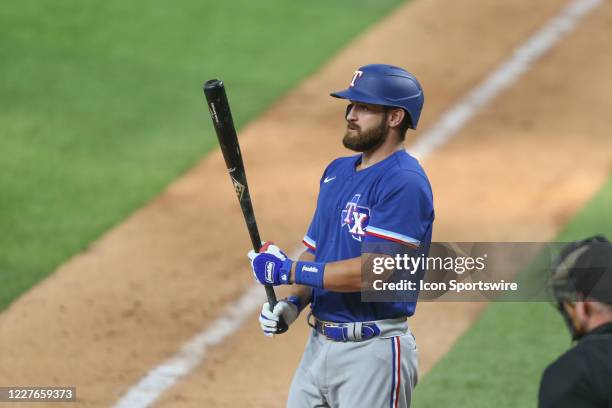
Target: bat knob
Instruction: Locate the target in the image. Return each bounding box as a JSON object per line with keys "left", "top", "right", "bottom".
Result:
{"left": 204, "top": 79, "right": 224, "bottom": 91}
{"left": 276, "top": 319, "right": 289, "bottom": 334}
{"left": 204, "top": 79, "right": 227, "bottom": 105}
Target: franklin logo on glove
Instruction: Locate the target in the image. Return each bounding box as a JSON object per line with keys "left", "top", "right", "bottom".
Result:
{"left": 265, "top": 261, "right": 275, "bottom": 283}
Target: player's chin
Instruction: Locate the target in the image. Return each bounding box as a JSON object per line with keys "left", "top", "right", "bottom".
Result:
{"left": 344, "top": 128, "right": 360, "bottom": 139}
{"left": 343, "top": 135, "right": 365, "bottom": 152}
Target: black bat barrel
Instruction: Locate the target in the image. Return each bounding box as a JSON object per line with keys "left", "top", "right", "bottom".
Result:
{"left": 203, "top": 79, "right": 288, "bottom": 334}
{"left": 204, "top": 79, "right": 260, "bottom": 250}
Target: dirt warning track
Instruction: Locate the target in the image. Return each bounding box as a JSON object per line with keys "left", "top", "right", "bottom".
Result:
{"left": 1, "top": 0, "right": 611, "bottom": 407}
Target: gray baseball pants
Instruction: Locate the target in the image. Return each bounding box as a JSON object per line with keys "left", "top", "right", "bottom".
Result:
{"left": 287, "top": 325, "right": 418, "bottom": 407}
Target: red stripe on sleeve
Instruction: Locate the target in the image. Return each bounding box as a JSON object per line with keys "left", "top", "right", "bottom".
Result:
{"left": 365, "top": 231, "right": 419, "bottom": 249}
{"left": 302, "top": 240, "right": 316, "bottom": 251}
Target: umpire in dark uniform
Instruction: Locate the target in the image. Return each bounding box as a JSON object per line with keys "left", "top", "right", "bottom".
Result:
{"left": 539, "top": 235, "right": 612, "bottom": 407}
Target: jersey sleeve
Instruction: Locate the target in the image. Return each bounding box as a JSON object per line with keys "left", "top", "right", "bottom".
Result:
{"left": 364, "top": 170, "right": 434, "bottom": 249}
{"left": 303, "top": 212, "right": 318, "bottom": 254}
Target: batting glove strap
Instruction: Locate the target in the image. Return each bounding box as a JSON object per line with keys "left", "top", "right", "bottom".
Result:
{"left": 278, "top": 258, "right": 294, "bottom": 284}
{"left": 294, "top": 261, "right": 326, "bottom": 289}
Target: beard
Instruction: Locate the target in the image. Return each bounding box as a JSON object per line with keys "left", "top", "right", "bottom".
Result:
{"left": 342, "top": 115, "right": 389, "bottom": 152}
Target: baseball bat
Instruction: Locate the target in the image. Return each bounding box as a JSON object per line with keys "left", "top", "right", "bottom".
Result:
{"left": 203, "top": 79, "right": 288, "bottom": 334}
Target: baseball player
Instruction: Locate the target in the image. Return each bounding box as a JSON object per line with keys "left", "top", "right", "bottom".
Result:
{"left": 248, "top": 64, "right": 434, "bottom": 407}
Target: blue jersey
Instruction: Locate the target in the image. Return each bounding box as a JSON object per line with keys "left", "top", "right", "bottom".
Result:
{"left": 302, "top": 150, "right": 434, "bottom": 322}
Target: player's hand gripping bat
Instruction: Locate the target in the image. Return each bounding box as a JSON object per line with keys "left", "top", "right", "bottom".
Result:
{"left": 203, "top": 79, "right": 288, "bottom": 334}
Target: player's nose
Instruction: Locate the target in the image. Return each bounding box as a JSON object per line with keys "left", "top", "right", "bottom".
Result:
{"left": 345, "top": 103, "right": 357, "bottom": 121}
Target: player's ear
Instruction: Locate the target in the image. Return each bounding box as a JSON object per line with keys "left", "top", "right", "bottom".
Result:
{"left": 582, "top": 300, "right": 601, "bottom": 318}
{"left": 563, "top": 300, "right": 583, "bottom": 332}
{"left": 388, "top": 108, "right": 405, "bottom": 128}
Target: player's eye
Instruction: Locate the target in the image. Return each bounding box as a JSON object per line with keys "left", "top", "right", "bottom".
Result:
{"left": 353, "top": 103, "right": 373, "bottom": 113}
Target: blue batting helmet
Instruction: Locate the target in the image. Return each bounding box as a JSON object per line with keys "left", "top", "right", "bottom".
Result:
{"left": 330, "top": 64, "right": 424, "bottom": 129}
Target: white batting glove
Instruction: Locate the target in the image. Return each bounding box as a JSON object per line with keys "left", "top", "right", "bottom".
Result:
{"left": 259, "top": 300, "right": 299, "bottom": 337}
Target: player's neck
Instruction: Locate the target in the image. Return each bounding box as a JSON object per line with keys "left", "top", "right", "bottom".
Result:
{"left": 357, "top": 138, "right": 404, "bottom": 171}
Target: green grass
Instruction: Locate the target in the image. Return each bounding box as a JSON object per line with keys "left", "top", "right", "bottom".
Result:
{"left": 413, "top": 177, "right": 612, "bottom": 407}
{"left": 0, "top": 0, "right": 406, "bottom": 310}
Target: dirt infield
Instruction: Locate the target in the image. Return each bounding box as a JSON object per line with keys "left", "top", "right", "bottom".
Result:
{"left": 1, "top": 0, "right": 611, "bottom": 407}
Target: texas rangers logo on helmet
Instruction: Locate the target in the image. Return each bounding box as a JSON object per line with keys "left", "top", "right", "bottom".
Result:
{"left": 350, "top": 70, "right": 363, "bottom": 87}
{"left": 341, "top": 194, "right": 370, "bottom": 242}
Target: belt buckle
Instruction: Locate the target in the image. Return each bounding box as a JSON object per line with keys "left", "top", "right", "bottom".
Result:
{"left": 322, "top": 321, "right": 340, "bottom": 335}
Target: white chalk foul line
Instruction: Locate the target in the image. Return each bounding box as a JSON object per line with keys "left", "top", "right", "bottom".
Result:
{"left": 411, "top": 0, "right": 602, "bottom": 161}
{"left": 113, "top": 285, "right": 266, "bottom": 408}
{"left": 112, "top": 0, "right": 601, "bottom": 406}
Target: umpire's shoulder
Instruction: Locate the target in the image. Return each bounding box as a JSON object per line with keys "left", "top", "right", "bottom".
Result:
{"left": 539, "top": 347, "right": 591, "bottom": 406}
